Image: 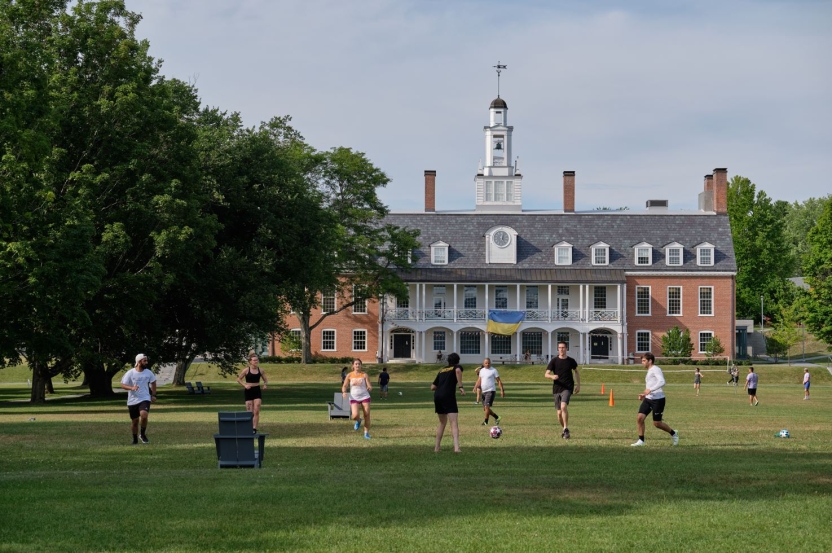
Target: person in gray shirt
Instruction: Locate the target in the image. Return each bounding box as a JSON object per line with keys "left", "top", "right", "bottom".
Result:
{"left": 744, "top": 366, "right": 759, "bottom": 406}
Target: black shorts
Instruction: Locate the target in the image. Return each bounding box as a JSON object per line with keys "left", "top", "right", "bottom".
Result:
{"left": 128, "top": 401, "right": 151, "bottom": 420}
{"left": 481, "top": 391, "right": 496, "bottom": 407}
{"left": 244, "top": 386, "right": 262, "bottom": 402}
{"left": 747, "top": 388, "right": 756, "bottom": 396}
{"left": 638, "top": 397, "right": 666, "bottom": 422}
{"left": 434, "top": 396, "right": 458, "bottom": 415}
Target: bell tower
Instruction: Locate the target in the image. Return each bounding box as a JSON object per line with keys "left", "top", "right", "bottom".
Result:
{"left": 476, "top": 62, "right": 522, "bottom": 211}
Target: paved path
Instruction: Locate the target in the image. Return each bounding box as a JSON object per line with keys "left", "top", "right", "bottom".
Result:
{"left": 156, "top": 363, "right": 176, "bottom": 387}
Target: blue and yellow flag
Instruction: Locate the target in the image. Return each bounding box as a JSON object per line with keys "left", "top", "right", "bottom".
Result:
{"left": 487, "top": 310, "right": 526, "bottom": 336}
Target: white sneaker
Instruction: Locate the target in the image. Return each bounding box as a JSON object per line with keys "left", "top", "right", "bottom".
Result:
{"left": 631, "top": 439, "right": 645, "bottom": 447}
{"left": 672, "top": 431, "right": 679, "bottom": 446}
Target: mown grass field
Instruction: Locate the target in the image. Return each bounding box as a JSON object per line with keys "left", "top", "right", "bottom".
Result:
{"left": 1, "top": 362, "right": 830, "bottom": 552}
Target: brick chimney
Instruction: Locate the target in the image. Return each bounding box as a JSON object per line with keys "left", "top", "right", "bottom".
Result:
{"left": 713, "top": 168, "right": 728, "bottom": 214}
{"left": 563, "top": 171, "right": 575, "bottom": 213}
{"left": 698, "top": 173, "right": 714, "bottom": 211}
{"left": 424, "top": 170, "right": 436, "bottom": 212}
{"left": 704, "top": 173, "right": 714, "bottom": 193}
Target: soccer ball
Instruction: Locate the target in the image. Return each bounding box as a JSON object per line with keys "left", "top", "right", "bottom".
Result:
{"left": 398, "top": 392, "right": 403, "bottom": 396}
{"left": 778, "top": 429, "right": 790, "bottom": 438}
{"left": 489, "top": 426, "right": 502, "bottom": 439}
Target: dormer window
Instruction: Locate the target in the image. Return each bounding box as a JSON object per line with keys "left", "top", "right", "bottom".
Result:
{"left": 696, "top": 242, "right": 715, "bottom": 266}
{"left": 591, "top": 242, "right": 610, "bottom": 266}
{"left": 664, "top": 242, "right": 684, "bottom": 266}
{"left": 634, "top": 242, "right": 653, "bottom": 266}
{"left": 554, "top": 241, "right": 573, "bottom": 266}
{"left": 430, "top": 241, "right": 449, "bottom": 265}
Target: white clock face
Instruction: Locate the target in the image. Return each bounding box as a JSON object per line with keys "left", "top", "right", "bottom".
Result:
{"left": 493, "top": 230, "right": 510, "bottom": 248}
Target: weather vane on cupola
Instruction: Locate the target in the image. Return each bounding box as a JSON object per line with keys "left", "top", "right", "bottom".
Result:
{"left": 493, "top": 61, "right": 507, "bottom": 97}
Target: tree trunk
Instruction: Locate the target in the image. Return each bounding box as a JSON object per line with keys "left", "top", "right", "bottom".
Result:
{"left": 29, "top": 363, "right": 48, "bottom": 403}
{"left": 45, "top": 376, "right": 55, "bottom": 394}
{"left": 299, "top": 313, "right": 312, "bottom": 364}
{"left": 173, "top": 354, "right": 196, "bottom": 386}
{"left": 84, "top": 363, "right": 117, "bottom": 397}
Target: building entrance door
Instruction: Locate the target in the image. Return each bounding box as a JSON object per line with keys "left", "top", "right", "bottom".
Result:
{"left": 591, "top": 335, "right": 610, "bottom": 358}
{"left": 392, "top": 334, "right": 412, "bottom": 358}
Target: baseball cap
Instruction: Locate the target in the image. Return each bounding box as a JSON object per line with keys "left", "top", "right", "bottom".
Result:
{"left": 135, "top": 353, "right": 148, "bottom": 364}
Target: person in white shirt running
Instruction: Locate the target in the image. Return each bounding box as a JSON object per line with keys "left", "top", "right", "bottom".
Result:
{"left": 473, "top": 358, "right": 505, "bottom": 426}
{"left": 120, "top": 353, "right": 157, "bottom": 445}
{"left": 342, "top": 358, "right": 373, "bottom": 439}
{"left": 631, "top": 352, "right": 678, "bottom": 447}
{"left": 803, "top": 369, "right": 810, "bottom": 400}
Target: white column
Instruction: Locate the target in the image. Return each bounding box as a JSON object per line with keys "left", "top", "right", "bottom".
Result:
{"left": 453, "top": 284, "right": 458, "bottom": 322}
{"left": 453, "top": 329, "right": 457, "bottom": 356}
{"left": 547, "top": 284, "right": 552, "bottom": 322}
{"left": 421, "top": 330, "right": 425, "bottom": 363}
{"left": 618, "top": 332, "right": 624, "bottom": 364}
{"left": 622, "top": 282, "right": 628, "bottom": 361}
{"left": 547, "top": 330, "right": 552, "bottom": 362}
{"left": 516, "top": 284, "right": 521, "bottom": 311}
{"left": 579, "top": 332, "right": 585, "bottom": 364}
{"left": 415, "top": 284, "right": 420, "bottom": 321}
{"left": 485, "top": 329, "right": 489, "bottom": 358}
{"left": 616, "top": 283, "right": 621, "bottom": 322}
{"left": 579, "top": 285, "right": 584, "bottom": 322}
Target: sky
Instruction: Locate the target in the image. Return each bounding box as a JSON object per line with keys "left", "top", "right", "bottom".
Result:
{"left": 133, "top": 0, "right": 832, "bottom": 212}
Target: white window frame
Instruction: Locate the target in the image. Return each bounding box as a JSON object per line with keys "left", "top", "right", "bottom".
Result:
{"left": 667, "top": 286, "right": 682, "bottom": 316}
{"left": 664, "top": 242, "right": 684, "bottom": 266}
{"left": 556, "top": 331, "right": 570, "bottom": 350}
{"left": 635, "top": 286, "right": 651, "bottom": 316}
{"left": 352, "top": 286, "right": 367, "bottom": 314}
{"left": 634, "top": 242, "right": 653, "bottom": 266}
{"left": 591, "top": 242, "right": 610, "bottom": 266}
{"left": 698, "top": 331, "right": 714, "bottom": 354}
{"left": 433, "top": 331, "right": 446, "bottom": 352}
{"left": 321, "top": 291, "right": 336, "bottom": 314}
{"left": 288, "top": 329, "right": 302, "bottom": 351}
{"left": 696, "top": 242, "right": 715, "bottom": 267}
{"left": 699, "top": 286, "right": 714, "bottom": 316}
{"left": 636, "top": 330, "right": 651, "bottom": 353}
{"left": 352, "top": 329, "right": 367, "bottom": 352}
{"left": 321, "top": 329, "right": 336, "bottom": 351}
{"left": 554, "top": 242, "right": 573, "bottom": 266}
{"left": 430, "top": 241, "right": 449, "bottom": 266}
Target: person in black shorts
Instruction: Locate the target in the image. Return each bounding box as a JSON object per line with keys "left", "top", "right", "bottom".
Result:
{"left": 431, "top": 352, "right": 465, "bottom": 452}
{"left": 237, "top": 352, "right": 269, "bottom": 433}
{"left": 545, "top": 342, "right": 580, "bottom": 439}
{"left": 378, "top": 367, "right": 390, "bottom": 399}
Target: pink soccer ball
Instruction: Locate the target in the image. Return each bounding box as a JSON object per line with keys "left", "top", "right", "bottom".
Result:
{"left": 490, "top": 426, "right": 502, "bottom": 439}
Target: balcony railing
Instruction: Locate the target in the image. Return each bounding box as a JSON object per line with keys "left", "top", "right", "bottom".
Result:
{"left": 422, "top": 309, "right": 455, "bottom": 320}
{"left": 589, "top": 309, "right": 619, "bottom": 322}
{"left": 457, "top": 309, "right": 486, "bottom": 321}
{"left": 386, "top": 308, "right": 620, "bottom": 323}
{"left": 552, "top": 310, "right": 582, "bottom": 322}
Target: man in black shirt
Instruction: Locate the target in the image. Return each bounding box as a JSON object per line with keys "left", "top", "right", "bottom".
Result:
{"left": 545, "top": 342, "right": 581, "bottom": 439}
{"left": 378, "top": 367, "right": 390, "bottom": 399}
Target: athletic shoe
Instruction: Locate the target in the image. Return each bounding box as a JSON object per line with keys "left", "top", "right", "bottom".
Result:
{"left": 354, "top": 419, "right": 361, "bottom": 431}
{"left": 754, "top": 400, "right": 759, "bottom": 406}
{"left": 139, "top": 435, "right": 149, "bottom": 444}
{"left": 563, "top": 428, "right": 570, "bottom": 440}
{"left": 364, "top": 433, "right": 371, "bottom": 440}
{"left": 560, "top": 431, "right": 565, "bottom": 439}
{"left": 631, "top": 439, "right": 645, "bottom": 447}
{"left": 482, "top": 421, "right": 488, "bottom": 425}
{"left": 672, "top": 431, "right": 679, "bottom": 446}
{"left": 496, "top": 416, "right": 502, "bottom": 425}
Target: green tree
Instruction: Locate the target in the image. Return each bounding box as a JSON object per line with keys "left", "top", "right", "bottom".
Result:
{"left": 284, "top": 147, "right": 420, "bottom": 364}
{"left": 660, "top": 326, "right": 693, "bottom": 363}
{"left": 768, "top": 305, "right": 802, "bottom": 365}
{"left": 704, "top": 335, "right": 725, "bottom": 359}
{"left": 727, "top": 176, "right": 795, "bottom": 323}
{"left": 783, "top": 195, "right": 831, "bottom": 276}
{"left": 803, "top": 199, "right": 832, "bottom": 349}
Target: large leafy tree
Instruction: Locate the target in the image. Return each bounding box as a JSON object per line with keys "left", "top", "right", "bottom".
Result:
{"left": 284, "top": 147, "right": 420, "bottom": 363}
{"left": 783, "top": 195, "right": 831, "bottom": 276}
{"left": 803, "top": 199, "right": 832, "bottom": 349}
{"left": 727, "top": 176, "right": 795, "bottom": 323}
{"left": 660, "top": 326, "right": 693, "bottom": 363}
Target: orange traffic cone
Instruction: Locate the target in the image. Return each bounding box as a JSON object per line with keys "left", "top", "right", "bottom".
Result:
{"left": 601, "top": 383, "right": 605, "bottom": 395}
{"left": 609, "top": 389, "right": 615, "bottom": 407}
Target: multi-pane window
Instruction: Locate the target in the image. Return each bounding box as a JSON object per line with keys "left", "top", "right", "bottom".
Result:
{"left": 460, "top": 331, "right": 481, "bottom": 355}
{"left": 636, "top": 286, "right": 651, "bottom": 315}
{"left": 636, "top": 330, "right": 651, "bottom": 352}
{"left": 495, "top": 286, "right": 508, "bottom": 309}
{"left": 321, "top": 330, "right": 336, "bottom": 351}
{"left": 522, "top": 332, "right": 543, "bottom": 355}
{"left": 636, "top": 247, "right": 651, "bottom": 265}
{"left": 556, "top": 332, "right": 570, "bottom": 350}
{"left": 494, "top": 181, "right": 506, "bottom": 202}
{"left": 699, "top": 331, "right": 714, "bottom": 353}
{"left": 593, "top": 246, "right": 609, "bottom": 265}
{"left": 352, "top": 286, "right": 367, "bottom": 314}
{"left": 556, "top": 246, "right": 571, "bottom": 265}
{"left": 433, "top": 331, "right": 446, "bottom": 352}
{"left": 525, "top": 286, "right": 539, "bottom": 309}
{"left": 287, "top": 329, "right": 302, "bottom": 351}
{"left": 490, "top": 334, "right": 512, "bottom": 355}
{"left": 321, "top": 291, "right": 336, "bottom": 314}
{"left": 352, "top": 330, "right": 367, "bottom": 351}
{"left": 699, "top": 287, "right": 713, "bottom": 316}
{"left": 432, "top": 246, "right": 448, "bottom": 265}
{"left": 557, "top": 286, "right": 570, "bottom": 296}
{"left": 667, "top": 248, "right": 682, "bottom": 266}
{"left": 396, "top": 296, "right": 409, "bottom": 309}
{"left": 594, "top": 287, "right": 607, "bottom": 309}
{"left": 485, "top": 180, "right": 493, "bottom": 201}
{"left": 464, "top": 286, "right": 477, "bottom": 309}
{"left": 698, "top": 248, "right": 713, "bottom": 266}
{"left": 667, "top": 286, "right": 682, "bottom": 316}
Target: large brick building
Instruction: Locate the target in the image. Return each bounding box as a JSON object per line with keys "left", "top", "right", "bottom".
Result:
{"left": 273, "top": 93, "right": 736, "bottom": 364}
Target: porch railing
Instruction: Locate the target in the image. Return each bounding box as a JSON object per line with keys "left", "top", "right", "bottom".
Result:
{"left": 385, "top": 308, "right": 620, "bottom": 323}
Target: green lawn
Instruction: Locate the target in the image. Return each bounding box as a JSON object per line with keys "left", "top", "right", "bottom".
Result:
{"left": 0, "top": 365, "right": 830, "bottom": 552}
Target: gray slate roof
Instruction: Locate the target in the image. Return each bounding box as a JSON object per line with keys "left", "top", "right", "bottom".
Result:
{"left": 385, "top": 212, "right": 736, "bottom": 279}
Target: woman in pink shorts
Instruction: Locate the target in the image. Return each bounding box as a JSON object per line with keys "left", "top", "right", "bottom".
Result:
{"left": 342, "top": 358, "right": 373, "bottom": 439}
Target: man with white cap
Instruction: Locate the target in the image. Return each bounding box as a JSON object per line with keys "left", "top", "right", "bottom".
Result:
{"left": 120, "top": 354, "right": 157, "bottom": 444}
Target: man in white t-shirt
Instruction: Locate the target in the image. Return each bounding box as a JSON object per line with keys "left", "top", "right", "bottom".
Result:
{"left": 120, "top": 353, "right": 157, "bottom": 445}
{"left": 473, "top": 358, "right": 505, "bottom": 426}
{"left": 631, "top": 352, "right": 678, "bottom": 447}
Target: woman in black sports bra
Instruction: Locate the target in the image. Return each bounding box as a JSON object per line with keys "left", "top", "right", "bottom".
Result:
{"left": 236, "top": 353, "right": 269, "bottom": 433}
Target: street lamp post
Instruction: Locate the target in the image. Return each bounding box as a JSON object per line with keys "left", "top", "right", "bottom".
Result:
{"left": 760, "top": 295, "right": 764, "bottom": 333}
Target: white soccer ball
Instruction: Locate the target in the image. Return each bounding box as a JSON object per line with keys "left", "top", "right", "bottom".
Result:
{"left": 778, "top": 429, "right": 790, "bottom": 438}
{"left": 398, "top": 391, "right": 403, "bottom": 396}
{"left": 490, "top": 426, "right": 502, "bottom": 439}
